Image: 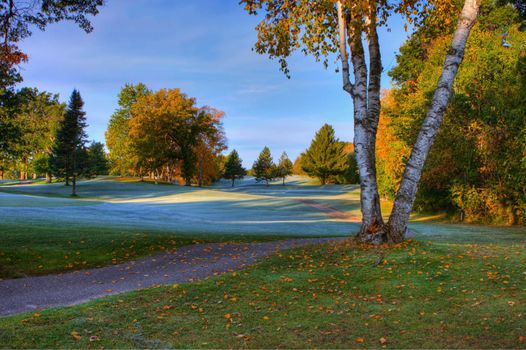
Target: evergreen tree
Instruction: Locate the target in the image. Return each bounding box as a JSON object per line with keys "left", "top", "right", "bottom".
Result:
{"left": 275, "top": 151, "right": 293, "bottom": 185}
{"left": 252, "top": 146, "right": 275, "bottom": 186}
{"left": 50, "top": 89, "right": 88, "bottom": 196}
{"left": 223, "top": 149, "right": 246, "bottom": 187}
{"left": 301, "top": 124, "right": 347, "bottom": 185}
{"left": 87, "top": 141, "right": 109, "bottom": 176}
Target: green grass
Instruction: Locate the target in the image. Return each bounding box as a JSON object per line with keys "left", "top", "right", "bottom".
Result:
{"left": 0, "top": 238, "right": 524, "bottom": 348}
{"left": 0, "top": 222, "right": 287, "bottom": 279}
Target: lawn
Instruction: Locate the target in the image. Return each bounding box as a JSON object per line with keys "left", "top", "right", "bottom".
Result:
{"left": 0, "top": 176, "right": 525, "bottom": 348}
{"left": 0, "top": 176, "right": 355, "bottom": 278}
{"left": 0, "top": 237, "right": 524, "bottom": 348}
{"left": 1, "top": 176, "right": 524, "bottom": 279}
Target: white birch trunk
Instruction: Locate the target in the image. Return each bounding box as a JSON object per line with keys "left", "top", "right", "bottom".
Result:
{"left": 337, "top": 1, "right": 385, "bottom": 242}
{"left": 387, "top": 0, "right": 481, "bottom": 242}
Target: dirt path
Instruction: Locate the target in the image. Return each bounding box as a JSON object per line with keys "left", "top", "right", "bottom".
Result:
{"left": 0, "top": 238, "right": 345, "bottom": 317}
{"left": 298, "top": 199, "right": 362, "bottom": 222}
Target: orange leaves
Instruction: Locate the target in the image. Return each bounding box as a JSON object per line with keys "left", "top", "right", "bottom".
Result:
{"left": 355, "top": 337, "right": 365, "bottom": 343}
{"left": 70, "top": 330, "right": 81, "bottom": 341}
{"left": 224, "top": 313, "right": 232, "bottom": 319}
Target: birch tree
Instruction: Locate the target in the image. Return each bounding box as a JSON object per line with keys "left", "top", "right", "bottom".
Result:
{"left": 242, "top": 0, "right": 481, "bottom": 243}
{"left": 386, "top": 0, "right": 481, "bottom": 241}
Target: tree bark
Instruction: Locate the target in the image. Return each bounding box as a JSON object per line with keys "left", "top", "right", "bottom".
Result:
{"left": 337, "top": 1, "right": 384, "bottom": 243}
{"left": 45, "top": 172, "right": 52, "bottom": 183}
{"left": 387, "top": 0, "right": 481, "bottom": 242}
{"left": 198, "top": 156, "right": 203, "bottom": 187}
{"left": 231, "top": 178, "right": 235, "bottom": 187}
{"left": 72, "top": 175, "right": 77, "bottom": 196}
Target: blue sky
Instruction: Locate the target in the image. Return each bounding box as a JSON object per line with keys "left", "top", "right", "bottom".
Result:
{"left": 19, "top": 0, "right": 409, "bottom": 167}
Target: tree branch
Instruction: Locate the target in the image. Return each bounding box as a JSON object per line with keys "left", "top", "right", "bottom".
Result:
{"left": 336, "top": 0, "right": 353, "bottom": 95}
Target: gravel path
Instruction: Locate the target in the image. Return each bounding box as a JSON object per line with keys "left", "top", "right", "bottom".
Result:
{"left": 0, "top": 238, "right": 345, "bottom": 317}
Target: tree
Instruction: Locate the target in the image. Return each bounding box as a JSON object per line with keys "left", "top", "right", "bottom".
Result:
{"left": 252, "top": 146, "right": 275, "bottom": 186}
{"left": 105, "top": 83, "right": 150, "bottom": 176}
{"left": 292, "top": 155, "right": 306, "bottom": 175}
{"left": 242, "top": 0, "right": 481, "bottom": 243}
{"left": 50, "top": 89, "right": 88, "bottom": 196}
{"left": 387, "top": 0, "right": 481, "bottom": 242}
{"left": 223, "top": 149, "right": 246, "bottom": 187}
{"left": 0, "top": 0, "right": 103, "bottom": 90}
{"left": 379, "top": 4, "right": 526, "bottom": 225}
{"left": 194, "top": 107, "right": 227, "bottom": 187}
{"left": 336, "top": 143, "right": 360, "bottom": 185}
{"left": 87, "top": 141, "right": 108, "bottom": 176}
{"left": 275, "top": 151, "right": 293, "bottom": 185}
{"left": 301, "top": 124, "right": 347, "bottom": 185}
{"left": 12, "top": 88, "right": 64, "bottom": 181}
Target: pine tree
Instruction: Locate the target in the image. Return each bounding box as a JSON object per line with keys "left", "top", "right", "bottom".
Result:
{"left": 87, "top": 141, "right": 109, "bottom": 176}
{"left": 275, "top": 151, "right": 293, "bottom": 185}
{"left": 223, "top": 149, "right": 246, "bottom": 187}
{"left": 252, "top": 146, "right": 275, "bottom": 186}
{"left": 301, "top": 124, "right": 348, "bottom": 184}
{"left": 50, "top": 89, "right": 88, "bottom": 196}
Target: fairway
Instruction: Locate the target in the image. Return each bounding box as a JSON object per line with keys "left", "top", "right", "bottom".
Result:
{"left": 0, "top": 176, "right": 362, "bottom": 235}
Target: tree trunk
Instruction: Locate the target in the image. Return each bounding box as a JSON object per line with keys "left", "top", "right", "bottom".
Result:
{"left": 336, "top": 2, "right": 385, "bottom": 243}
{"left": 282, "top": 177, "right": 285, "bottom": 185}
{"left": 65, "top": 176, "right": 69, "bottom": 186}
{"left": 198, "top": 156, "right": 203, "bottom": 187}
{"left": 45, "top": 172, "right": 52, "bottom": 183}
{"left": 185, "top": 177, "right": 191, "bottom": 186}
{"left": 387, "top": 0, "right": 481, "bottom": 242}
{"left": 0, "top": 170, "right": 3, "bottom": 180}
{"left": 231, "top": 178, "right": 235, "bottom": 187}
{"left": 72, "top": 175, "right": 77, "bottom": 196}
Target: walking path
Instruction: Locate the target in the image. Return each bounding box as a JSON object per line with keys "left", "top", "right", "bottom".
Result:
{"left": 0, "top": 238, "right": 345, "bottom": 317}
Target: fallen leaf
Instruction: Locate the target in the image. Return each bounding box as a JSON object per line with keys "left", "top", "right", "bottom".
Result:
{"left": 356, "top": 337, "right": 365, "bottom": 343}
{"left": 70, "top": 330, "right": 81, "bottom": 341}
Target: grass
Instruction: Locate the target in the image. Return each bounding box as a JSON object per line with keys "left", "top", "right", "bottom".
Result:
{"left": 0, "top": 238, "right": 524, "bottom": 348}
{"left": 0, "top": 221, "right": 294, "bottom": 279}
{"left": 1, "top": 176, "right": 525, "bottom": 347}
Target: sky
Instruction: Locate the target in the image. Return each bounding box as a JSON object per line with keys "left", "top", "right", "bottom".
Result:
{"left": 19, "top": 0, "right": 410, "bottom": 167}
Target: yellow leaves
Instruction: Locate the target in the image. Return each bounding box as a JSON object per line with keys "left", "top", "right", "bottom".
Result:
{"left": 105, "top": 289, "right": 113, "bottom": 293}
{"left": 172, "top": 283, "right": 179, "bottom": 289}
{"left": 262, "top": 315, "right": 270, "bottom": 320}
{"left": 507, "top": 301, "right": 516, "bottom": 306}
{"left": 32, "top": 313, "right": 41, "bottom": 318}
{"left": 70, "top": 330, "right": 81, "bottom": 341}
